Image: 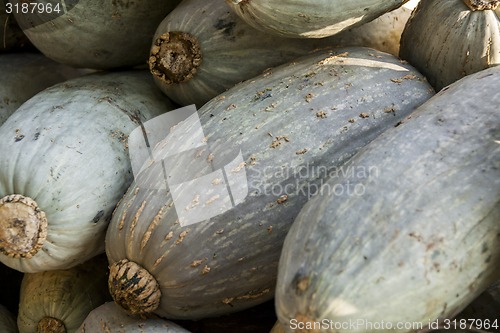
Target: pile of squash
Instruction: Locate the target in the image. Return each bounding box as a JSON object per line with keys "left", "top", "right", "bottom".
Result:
{"left": 0, "top": 0, "right": 499, "bottom": 332}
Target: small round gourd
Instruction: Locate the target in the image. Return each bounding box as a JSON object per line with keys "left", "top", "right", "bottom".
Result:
{"left": 77, "top": 302, "right": 191, "bottom": 333}
{"left": 0, "top": 71, "right": 176, "bottom": 273}
{"left": 400, "top": 0, "right": 500, "bottom": 91}
{"left": 17, "top": 255, "right": 110, "bottom": 333}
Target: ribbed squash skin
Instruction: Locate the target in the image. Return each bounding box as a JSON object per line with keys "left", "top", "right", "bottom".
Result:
{"left": 0, "top": 53, "right": 83, "bottom": 125}
{"left": 17, "top": 255, "right": 110, "bottom": 333}
{"left": 77, "top": 302, "right": 191, "bottom": 333}
{"left": 400, "top": 0, "right": 500, "bottom": 92}
{"left": 10, "top": 0, "right": 181, "bottom": 69}
{"left": 0, "top": 71, "right": 176, "bottom": 273}
{"left": 106, "top": 47, "right": 434, "bottom": 320}
{"left": 225, "top": 0, "right": 407, "bottom": 38}
{"left": 275, "top": 66, "right": 500, "bottom": 332}
{"left": 149, "top": 0, "right": 418, "bottom": 107}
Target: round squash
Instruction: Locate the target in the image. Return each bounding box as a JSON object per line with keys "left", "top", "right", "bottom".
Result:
{"left": 0, "top": 304, "right": 18, "bottom": 333}
{"left": 150, "top": 0, "right": 421, "bottom": 107}
{"left": 106, "top": 47, "right": 434, "bottom": 320}
{"left": 275, "top": 66, "right": 500, "bottom": 332}
{"left": 77, "top": 302, "right": 191, "bottom": 333}
{"left": 225, "top": 0, "right": 407, "bottom": 38}
{"left": 17, "top": 255, "right": 110, "bottom": 333}
{"left": 0, "top": 70, "right": 176, "bottom": 273}
{"left": 0, "top": 53, "right": 84, "bottom": 125}
{"left": 10, "top": 0, "right": 181, "bottom": 69}
{"left": 399, "top": 0, "right": 500, "bottom": 92}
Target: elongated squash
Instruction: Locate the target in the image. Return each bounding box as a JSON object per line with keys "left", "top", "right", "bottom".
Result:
{"left": 225, "top": 0, "right": 407, "bottom": 38}
{"left": 399, "top": 0, "right": 500, "bottom": 92}
{"left": 150, "top": 0, "right": 418, "bottom": 107}
{"left": 106, "top": 47, "right": 434, "bottom": 320}
{"left": 0, "top": 53, "right": 84, "bottom": 125}
{"left": 0, "top": 71, "right": 176, "bottom": 273}
{"left": 78, "top": 302, "right": 191, "bottom": 333}
{"left": 10, "top": 0, "right": 181, "bottom": 69}
{"left": 17, "top": 255, "right": 110, "bottom": 333}
{"left": 275, "top": 66, "right": 500, "bottom": 332}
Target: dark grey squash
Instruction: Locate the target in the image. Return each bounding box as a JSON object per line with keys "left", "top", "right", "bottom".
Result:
{"left": 275, "top": 66, "right": 500, "bottom": 332}
{"left": 105, "top": 47, "right": 434, "bottom": 320}
{"left": 9, "top": 0, "right": 181, "bottom": 69}
{"left": 0, "top": 304, "right": 18, "bottom": 333}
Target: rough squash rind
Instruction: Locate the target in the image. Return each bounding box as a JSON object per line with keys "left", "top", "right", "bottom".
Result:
{"left": 275, "top": 66, "right": 500, "bottom": 333}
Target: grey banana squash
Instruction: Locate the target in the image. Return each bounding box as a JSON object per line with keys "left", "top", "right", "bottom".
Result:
{"left": 106, "top": 47, "right": 434, "bottom": 320}
{"left": 0, "top": 71, "right": 176, "bottom": 273}
{"left": 0, "top": 53, "right": 84, "bottom": 125}
{"left": 0, "top": 0, "right": 31, "bottom": 52}
{"left": 149, "top": 0, "right": 418, "bottom": 107}
{"left": 399, "top": 0, "right": 500, "bottom": 92}
{"left": 275, "top": 66, "right": 500, "bottom": 333}
{"left": 225, "top": 0, "right": 408, "bottom": 38}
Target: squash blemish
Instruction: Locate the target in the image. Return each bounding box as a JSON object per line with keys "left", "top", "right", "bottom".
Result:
{"left": 149, "top": 31, "right": 202, "bottom": 85}
{"left": 0, "top": 194, "right": 47, "bottom": 259}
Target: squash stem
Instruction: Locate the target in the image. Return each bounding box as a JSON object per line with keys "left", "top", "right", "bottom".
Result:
{"left": 37, "top": 316, "right": 66, "bottom": 333}
{"left": 0, "top": 194, "right": 47, "bottom": 259}
{"left": 108, "top": 259, "right": 161, "bottom": 315}
{"left": 149, "top": 31, "right": 202, "bottom": 84}
{"left": 463, "top": 0, "right": 500, "bottom": 11}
